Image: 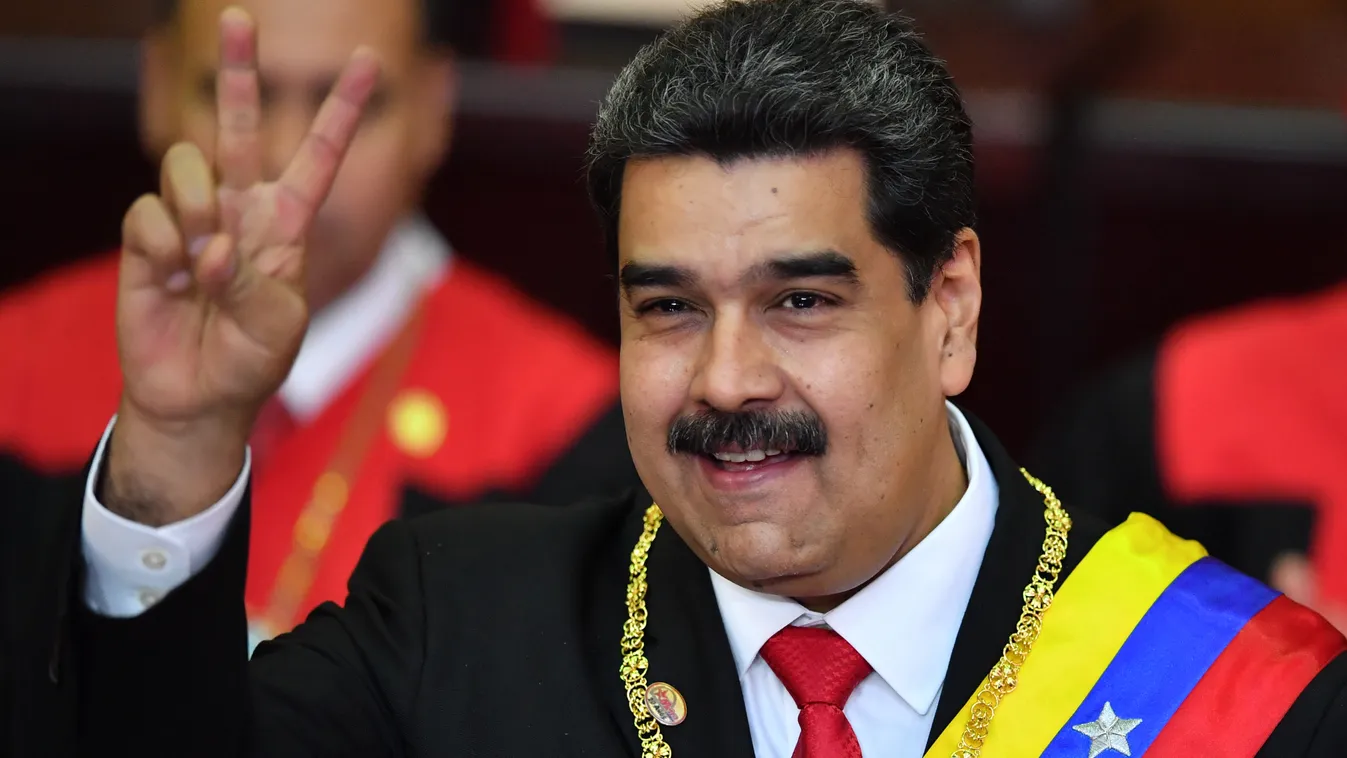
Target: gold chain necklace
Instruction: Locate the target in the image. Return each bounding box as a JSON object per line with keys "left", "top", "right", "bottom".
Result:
{"left": 619, "top": 468, "right": 1071, "bottom": 758}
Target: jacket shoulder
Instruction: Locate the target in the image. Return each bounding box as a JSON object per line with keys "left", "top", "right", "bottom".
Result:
{"left": 400, "top": 489, "right": 639, "bottom": 568}
{"left": 391, "top": 489, "right": 642, "bottom": 627}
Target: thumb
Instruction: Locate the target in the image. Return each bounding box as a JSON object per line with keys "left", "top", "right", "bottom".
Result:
{"left": 194, "top": 233, "right": 308, "bottom": 354}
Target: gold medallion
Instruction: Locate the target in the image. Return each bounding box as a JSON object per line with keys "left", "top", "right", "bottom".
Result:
{"left": 645, "top": 682, "right": 687, "bottom": 727}
{"left": 388, "top": 389, "right": 448, "bottom": 458}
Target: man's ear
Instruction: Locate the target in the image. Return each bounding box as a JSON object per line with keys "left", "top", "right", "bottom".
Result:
{"left": 138, "top": 30, "right": 177, "bottom": 159}
{"left": 932, "top": 228, "right": 982, "bottom": 397}
{"left": 410, "top": 52, "right": 457, "bottom": 178}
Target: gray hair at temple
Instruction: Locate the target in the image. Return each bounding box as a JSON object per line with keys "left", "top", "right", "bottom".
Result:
{"left": 585, "top": 0, "right": 976, "bottom": 301}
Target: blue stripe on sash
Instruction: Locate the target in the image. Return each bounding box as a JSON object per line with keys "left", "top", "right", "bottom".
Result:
{"left": 1038, "top": 557, "right": 1277, "bottom": 758}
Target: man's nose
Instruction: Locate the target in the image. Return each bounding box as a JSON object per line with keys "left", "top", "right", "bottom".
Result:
{"left": 688, "top": 312, "right": 786, "bottom": 412}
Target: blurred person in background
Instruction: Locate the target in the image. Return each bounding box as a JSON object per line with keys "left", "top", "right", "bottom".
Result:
{"left": 0, "top": 0, "right": 636, "bottom": 651}
{"left": 1032, "top": 280, "right": 1347, "bottom": 632}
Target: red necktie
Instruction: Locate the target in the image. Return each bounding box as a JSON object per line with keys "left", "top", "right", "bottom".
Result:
{"left": 760, "top": 625, "right": 872, "bottom": 758}
{"left": 250, "top": 397, "right": 296, "bottom": 476}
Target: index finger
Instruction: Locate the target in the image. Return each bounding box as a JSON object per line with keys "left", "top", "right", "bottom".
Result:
{"left": 274, "top": 48, "right": 380, "bottom": 235}
{"left": 216, "top": 7, "right": 263, "bottom": 193}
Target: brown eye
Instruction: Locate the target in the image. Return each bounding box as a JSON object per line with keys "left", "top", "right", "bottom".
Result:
{"left": 640, "top": 299, "right": 693, "bottom": 315}
{"left": 781, "top": 292, "right": 830, "bottom": 310}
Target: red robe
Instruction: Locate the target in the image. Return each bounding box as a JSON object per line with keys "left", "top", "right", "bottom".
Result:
{"left": 1031, "top": 282, "right": 1347, "bottom": 607}
{"left": 0, "top": 251, "right": 637, "bottom": 633}
{"left": 1155, "top": 283, "right": 1347, "bottom": 604}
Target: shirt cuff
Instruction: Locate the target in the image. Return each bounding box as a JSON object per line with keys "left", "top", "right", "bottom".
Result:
{"left": 81, "top": 415, "right": 251, "bottom": 617}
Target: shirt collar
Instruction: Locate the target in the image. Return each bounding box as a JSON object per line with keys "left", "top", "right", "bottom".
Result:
{"left": 709, "top": 401, "right": 999, "bottom": 716}
{"left": 278, "top": 215, "right": 451, "bottom": 423}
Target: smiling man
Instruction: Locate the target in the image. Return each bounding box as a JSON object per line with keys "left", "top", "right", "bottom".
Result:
{"left": 8, "top": 1, "right": 1347, "bottom": 757}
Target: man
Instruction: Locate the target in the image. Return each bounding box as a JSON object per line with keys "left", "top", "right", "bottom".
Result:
{"left": 0, "top": 0, "right": 635, "bottom": 651}
{"left": 1031, "top": 282, "right": 1347, "bottom": 631}
{"left": 8, "top": 1, "right": 1347, "bottom": 756}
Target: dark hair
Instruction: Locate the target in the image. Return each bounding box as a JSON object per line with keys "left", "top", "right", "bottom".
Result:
{"left": 586, "top": 0, "right": 976, "bottom": 301}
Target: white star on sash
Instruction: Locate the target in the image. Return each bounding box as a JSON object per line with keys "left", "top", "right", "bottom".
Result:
{"left": 1072, "top": 702, "right": 1143, "bottom": 758}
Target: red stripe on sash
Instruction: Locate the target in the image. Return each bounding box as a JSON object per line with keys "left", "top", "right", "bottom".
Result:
{"left": 1146, "top": 596, "right": 1346, "bottom": 757}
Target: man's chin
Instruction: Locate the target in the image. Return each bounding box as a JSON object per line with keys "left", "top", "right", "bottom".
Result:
{"left": 707, "top": 539, "right": 829, "bottom": 593}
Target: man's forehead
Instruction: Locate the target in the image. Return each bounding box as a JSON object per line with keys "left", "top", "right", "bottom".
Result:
{"left": 617, "top": 151, "right": 879, "bottom": 282}
{"left": 176, "top": 0, "right": 421, "bottom": 67}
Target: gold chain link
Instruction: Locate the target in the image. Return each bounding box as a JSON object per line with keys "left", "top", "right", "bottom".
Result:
{"left": 951, "top": 469, "right": 1071, "bottom": 758}
{"left": 621, "top": 505, "right": 673, "bottom": 758}
{"left": 620, "top": 468, "right": 1071, "bottom": 758}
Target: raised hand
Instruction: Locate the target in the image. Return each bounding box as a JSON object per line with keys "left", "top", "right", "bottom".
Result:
{"left": 105, "top": 7, "right": 379, "bottom": 524}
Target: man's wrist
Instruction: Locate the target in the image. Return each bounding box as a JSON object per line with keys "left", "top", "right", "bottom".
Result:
{"left": 102, "top": 401, "right": 251, "bottom": 527}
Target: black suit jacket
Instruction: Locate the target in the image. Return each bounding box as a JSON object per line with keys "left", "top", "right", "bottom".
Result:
{"left": 6, "top": 415, "right": 1347, "bottom": 757}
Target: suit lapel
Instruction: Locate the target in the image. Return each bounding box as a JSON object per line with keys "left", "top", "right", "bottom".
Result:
{"left": 927, "top": 410, "right": 1106, "bottom": 751}
{"left": 586, "top": 491, "right": 756, "bottom": 758}
{"left": 643, "top": 515, "right": 757, "bottom": 758}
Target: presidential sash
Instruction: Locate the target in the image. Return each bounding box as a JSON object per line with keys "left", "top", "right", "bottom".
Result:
{"left": 926, "top": 513, "right": 1346, "bottom": 757}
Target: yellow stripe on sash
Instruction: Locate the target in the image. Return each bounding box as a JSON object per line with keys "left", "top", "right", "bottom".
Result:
{"left": 925, "top": 514, "right": 1208, "bottom": 757}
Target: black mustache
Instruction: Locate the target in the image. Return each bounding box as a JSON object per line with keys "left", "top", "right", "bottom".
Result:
{"left": 666, "top": 409, "right": 827, "bottom": 457}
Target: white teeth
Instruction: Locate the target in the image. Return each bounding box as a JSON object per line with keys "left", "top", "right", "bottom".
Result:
{"left": 712, "top": 448, "right": 783, "bottom": 463}
{"left": 713, "top": 452, "right": 748, "bottom": 463}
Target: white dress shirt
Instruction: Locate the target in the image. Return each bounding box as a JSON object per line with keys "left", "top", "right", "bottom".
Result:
{"left": 81, "top": 216, "right": 450, "bottom": 618}
{"left": 710, "top": 401, "right": 998, "bottom": 758}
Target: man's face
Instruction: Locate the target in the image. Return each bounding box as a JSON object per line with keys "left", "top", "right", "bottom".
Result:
{"left": 618, "top": 150, "right": 981, "bottom": 603}
{"left": 141, "top": 0, "right": 453, "bottom": 311}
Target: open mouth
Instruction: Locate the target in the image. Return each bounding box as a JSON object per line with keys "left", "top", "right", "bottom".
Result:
{"left": 704, "top": 447, "right": 798, "bottom": 472}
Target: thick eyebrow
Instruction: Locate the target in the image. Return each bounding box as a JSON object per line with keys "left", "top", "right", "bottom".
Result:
{"left": 619, "top": 250, "right": 858, "bottom": 296}
{"left": 750, "top": 250, "right": 859, "bottom": 284}
{"left": 619, "top": 262, "right": 696, "bottom": 294}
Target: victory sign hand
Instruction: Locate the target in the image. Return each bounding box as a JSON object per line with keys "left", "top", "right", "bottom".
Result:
{"left": 107, "top": 7, "right": 379, "bottom": 523}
